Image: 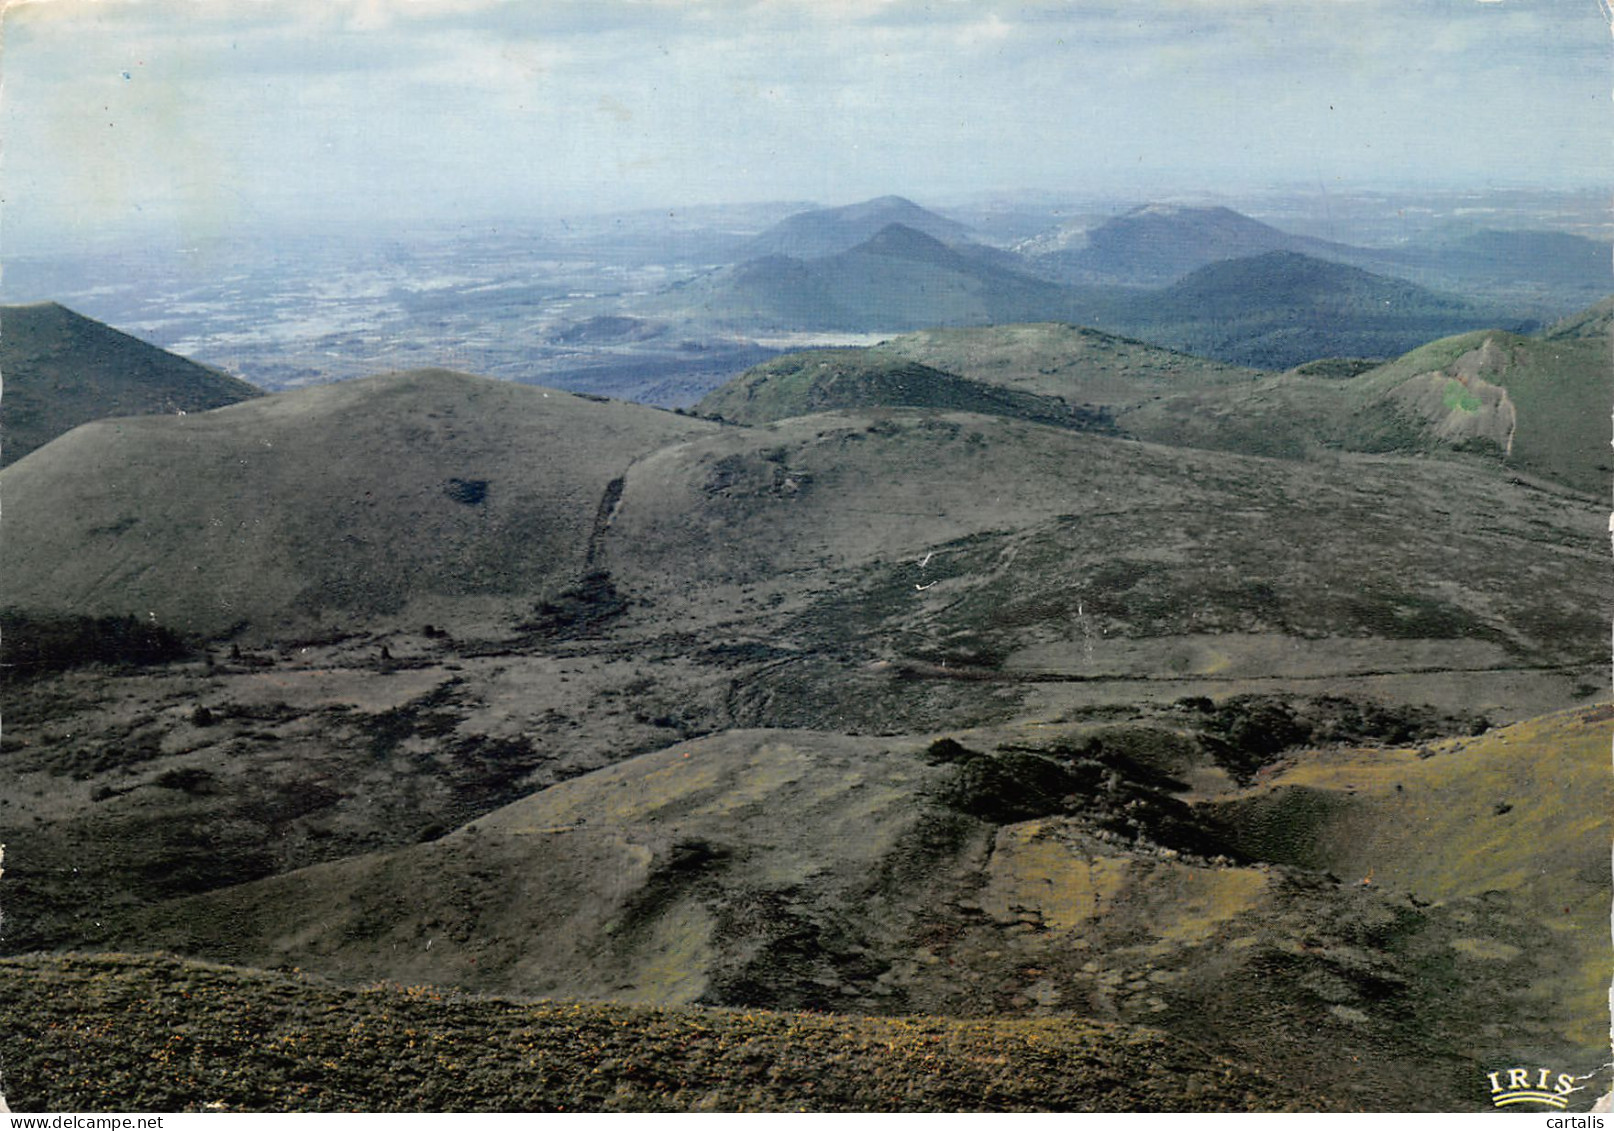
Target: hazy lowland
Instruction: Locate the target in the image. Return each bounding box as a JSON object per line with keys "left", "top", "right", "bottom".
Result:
{"left": 1, "top": 187, "right": 1610, "bottom": 1113}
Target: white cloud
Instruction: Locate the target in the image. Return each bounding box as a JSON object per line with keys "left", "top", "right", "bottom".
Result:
{"left": 2, "top": 0, "right": 1608, "bottom": 241}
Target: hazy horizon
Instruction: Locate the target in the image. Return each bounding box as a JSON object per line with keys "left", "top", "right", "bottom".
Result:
{"left": 2, "top": 0, "right": 1609, "bottom": 255}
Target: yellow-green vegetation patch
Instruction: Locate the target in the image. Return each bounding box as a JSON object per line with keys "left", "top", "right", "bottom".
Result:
{"left": 1440, "top": 378, "right": 1483, "bottom": 414}
{"left": 1252, "top": 705, "right": 1611, "bottom": 905}
{"left": 974, "top": 819, "right": 1269, "bottom": 944}
{"left": 1450, "top": 938, "right": 1523, "bottom": 962}
{"left": 1217, "top": 704, "right": 1612, "bottom": 1056}
{"left": 0, "top": 953, "right": 1324, "bottom": 1112}
{"left": 624, "top": 902, "right": 716, "bottom": 1004}
{"left": 1135, "top": 864, "right": 1270, "bottom": 945}
{"left": 978, "top": 822, "right": 1131, "bottom": 930}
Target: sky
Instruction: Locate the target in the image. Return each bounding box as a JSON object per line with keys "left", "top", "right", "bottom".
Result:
{"left": 2, "top": 0, "right": 1610, "bottom": 248}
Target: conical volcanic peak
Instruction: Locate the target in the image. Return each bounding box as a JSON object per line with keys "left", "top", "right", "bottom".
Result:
{"left": 1, "top": 301, "right": 263, "bottom": 467}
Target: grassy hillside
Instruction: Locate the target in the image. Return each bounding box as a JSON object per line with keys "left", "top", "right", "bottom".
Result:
{"left": 857, "top": 305, "right": 1608, "bottom": 495}
{"left": 603, "top": 410, "right": 1604, "bottom": 671}
{"left": 1117, "top": 318, "right": 1611, "bottom": 494}
{"left": 874, "top": 323, "right": 1261, "bottom": 402}
{"left": 4, "top": 399, "right": 1602, "bottom": 979}
{"left": 0, "top": 368, "right": 716, "bottom": 639}
{"left": 99, "top": 730, "right": 970, "bottom": 1002}
{"left": 1545, "top": 294, "right": 1614, "bottom": 339}
{"left": 1342, "top": 329, "right": 1612, "bottom": 494}
{"left": 1, "top": 302, "right": 262, "bottom": 467}
{"left": 694, "top": 348, "right": 1111, "bottom": 430}
{"left": 9, "top": 357, "right": 1599, "bottom": 681}
{"left": 21, "top": 405, "right": 1593, "bottom": 942}
{"left": 1208, "top": 703, "right": 1614, "bottom": 1074}
{"left": 1217, "top": 705, "right": 1612, "bottom": 919}
{"left": 82, "top": 704, "right": 1614, "bottom": 1111}
{"left": 0, "top": 953, "right": 1318, "bottom": 1112}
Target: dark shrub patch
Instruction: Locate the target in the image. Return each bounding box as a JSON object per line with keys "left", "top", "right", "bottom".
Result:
{"left": 444, "top": 478, "right": 490, "bottom": 505}
{"left": 518, "top": 571, "right": 631, "bottom": 639}
{"left": 153, "top": 767, "right": 218, "bottom": 794}
{"left": 1197, "top": 694, "right": 1492, "bottom": 783}
{"left": 0, "top": 610, "right": 191, "bottom": 681}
